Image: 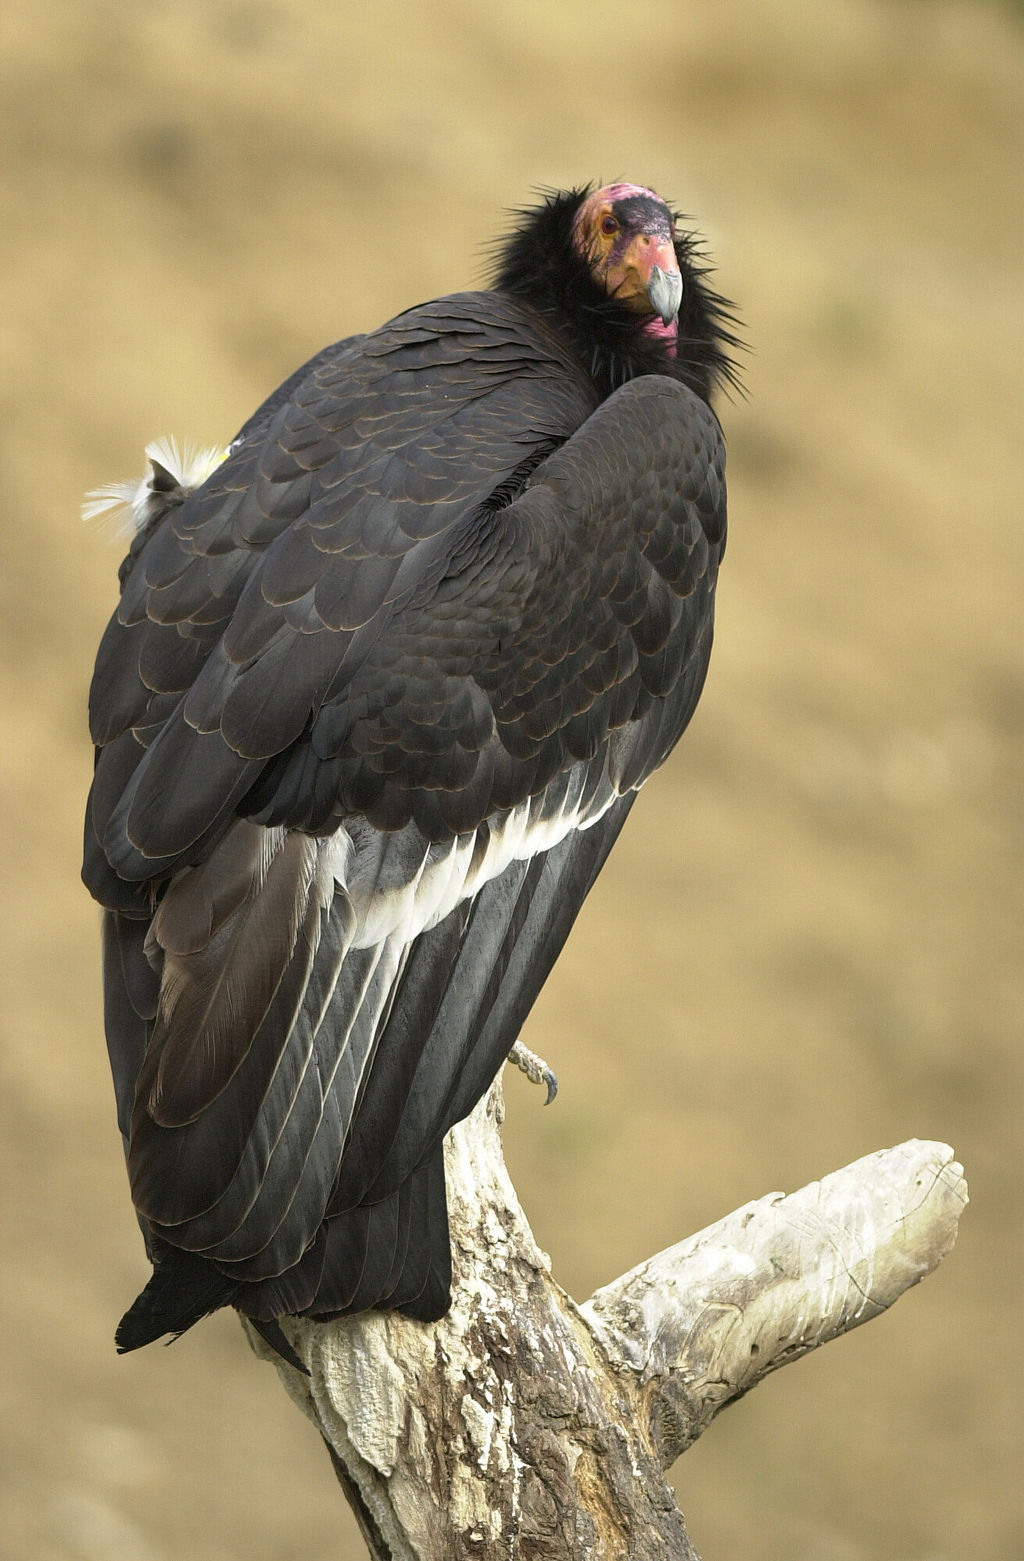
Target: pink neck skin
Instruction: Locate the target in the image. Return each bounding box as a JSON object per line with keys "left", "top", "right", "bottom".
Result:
{"left": 642, "top": 314, "right": 678, "bottom": 356}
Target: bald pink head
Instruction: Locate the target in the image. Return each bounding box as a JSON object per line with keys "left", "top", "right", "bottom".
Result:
{"left": 571, "top": 183, "right": 682, "bottom": 350}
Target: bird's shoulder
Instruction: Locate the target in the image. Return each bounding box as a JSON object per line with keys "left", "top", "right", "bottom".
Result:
{"left": 111, "top": 290, "right": 598, "bottom": 620}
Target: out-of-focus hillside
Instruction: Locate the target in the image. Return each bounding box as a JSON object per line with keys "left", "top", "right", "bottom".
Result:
{"left": 1, "top": 1, "right": 1021, "bottom": 1557}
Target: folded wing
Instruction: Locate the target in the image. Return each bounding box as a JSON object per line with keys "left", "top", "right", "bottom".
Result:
{"left": 86, "top": 316, "right": 726, "bottom": 1336}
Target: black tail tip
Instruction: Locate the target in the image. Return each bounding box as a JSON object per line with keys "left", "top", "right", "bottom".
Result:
{"left": 115, "top": 1250, "right": 239, "bottom": 1353}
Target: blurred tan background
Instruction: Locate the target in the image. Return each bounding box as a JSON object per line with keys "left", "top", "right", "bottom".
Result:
{"left": 1, "top": 0, "right": 1021, "bottom": 1556}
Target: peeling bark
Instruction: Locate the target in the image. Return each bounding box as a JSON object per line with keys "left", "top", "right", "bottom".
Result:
{"left": 245, "top": 1077, "right": 967, "bottom": 1560}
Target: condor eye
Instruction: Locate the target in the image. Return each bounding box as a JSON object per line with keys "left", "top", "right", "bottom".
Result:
{"left": 600, "top": 214, "right": 619, "bottom": 237}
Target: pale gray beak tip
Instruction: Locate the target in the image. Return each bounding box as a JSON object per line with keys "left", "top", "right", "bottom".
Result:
{"left": 647, "top": 265, "right": 683, "bottom": 327}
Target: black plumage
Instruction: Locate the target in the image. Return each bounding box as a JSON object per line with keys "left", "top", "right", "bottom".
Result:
{"left": 83, "top": 183, "right": 737, "bottom": 1351}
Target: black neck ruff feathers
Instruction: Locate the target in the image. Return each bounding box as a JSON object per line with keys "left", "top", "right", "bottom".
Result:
{"left": 490, "top": 186, "right": 742, "bottom": 404}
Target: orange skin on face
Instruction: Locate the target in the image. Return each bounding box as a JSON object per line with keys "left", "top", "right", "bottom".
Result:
{"left": 572, "top": 190, "right": 680, "bottom": 315}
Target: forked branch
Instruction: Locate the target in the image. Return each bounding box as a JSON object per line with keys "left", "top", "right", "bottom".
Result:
{"left": 247, "top": 1077, "right": 967, "bottom": 1560}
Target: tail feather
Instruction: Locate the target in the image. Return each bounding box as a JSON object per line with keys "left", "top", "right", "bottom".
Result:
{"left": 115, "top": 1250, "right": 239, "bottom": 1353}
{"left": 247, "top": 1317, "right": 310, "bottom": 1375}
{"left": 241, "top": 1143, "right": 451, "bottom": 1323}
{"left": 393, "top": 1148, "right": 452, "bottom": 1320}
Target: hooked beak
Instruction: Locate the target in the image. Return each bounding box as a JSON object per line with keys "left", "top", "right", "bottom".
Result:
{"left": 646, "top": 264, "right": 683, "bottom": 326}
{"left": 605, "top": 232, "right": 683, "bottom": 326}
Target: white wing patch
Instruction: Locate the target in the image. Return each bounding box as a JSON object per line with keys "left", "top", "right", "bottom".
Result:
{"left": 336, "top": 755, "right": 622, "bottom": 954}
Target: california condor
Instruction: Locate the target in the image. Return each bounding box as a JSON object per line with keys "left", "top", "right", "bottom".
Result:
{"left": 83, "top": 182, "right": 738, "bottom": 1355}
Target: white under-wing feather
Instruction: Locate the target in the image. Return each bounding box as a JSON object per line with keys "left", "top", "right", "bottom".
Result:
{"left": 338, "top": 757, "right": 622, "bottom": 954}
{"left": 82, "top": 436, "right": 227, "bottom": 538}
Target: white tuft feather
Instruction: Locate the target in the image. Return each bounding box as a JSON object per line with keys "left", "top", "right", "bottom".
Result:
{"left": 82, "top": 436, "right": 227, "bottom": 539}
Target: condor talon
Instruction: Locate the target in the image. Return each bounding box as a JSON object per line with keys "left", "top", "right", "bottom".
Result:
{"left": 509, "top": 1041, "right": 559, "bottom": 1105}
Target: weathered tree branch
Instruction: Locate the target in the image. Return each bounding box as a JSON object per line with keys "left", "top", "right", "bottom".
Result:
{"left": 246, "top": 1076, "right": 967, "bottom": 1560}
